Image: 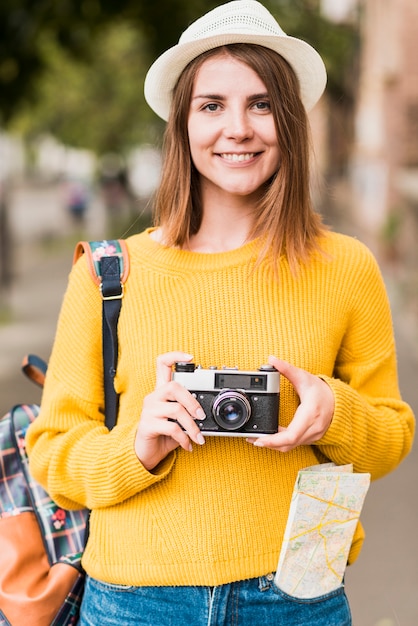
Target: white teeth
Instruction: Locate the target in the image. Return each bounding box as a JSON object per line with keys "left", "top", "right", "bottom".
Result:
{"left": 220, "top": 153, "right": 255, "bottom": 162}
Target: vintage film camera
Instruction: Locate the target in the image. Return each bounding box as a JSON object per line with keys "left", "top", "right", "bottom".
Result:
{"left": 173, "top": 362, "right": 280, "bottom": 436}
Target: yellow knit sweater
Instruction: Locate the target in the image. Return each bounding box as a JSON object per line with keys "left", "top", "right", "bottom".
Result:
{"left": 27, "top": 228, "right": 414, "bottom": 587}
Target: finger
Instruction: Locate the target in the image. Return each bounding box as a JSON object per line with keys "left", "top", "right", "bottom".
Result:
{"left": 246, "top": 426, "right": 295, "bottom": 451}
{"left": 137, "top": 417, "right": 193, "bottom": 457}
{"left": 248, "top": 404, "right": 327, "bottom": 451}
{"left": 177, "top": 401, "right": 207, "bottom": 445}
{"left": 157, "top": 398, "right": 206, "bottom": 445}
{"left": 263, "top": 420, "right": 305, "bottom": 447}
{"left": 154, "top": 381, "right": 206, "bottom": 421}
{"left": 247, "top": 432, "right": 299, "bottom": 452}
{"left": 155, "top": 352, "right": 194, "bottom": 387}
{"left": 246, "top": 425, "right": 287, "bottom": 443}
{"left": 154, "top": 418, "right": 196, "bottom": 452}
{"left": 268, "top": 356, "right": 306, "bottom": 390}
{"left": 144, "top": 383, "right": 206, "bottom": 445}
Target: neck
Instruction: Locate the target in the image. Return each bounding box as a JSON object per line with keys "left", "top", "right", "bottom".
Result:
{"left": 188, "top": 208, "right": 255, "bottom": 253}
{"left": 187, "top": 189, "right": 256, "bottom": 253}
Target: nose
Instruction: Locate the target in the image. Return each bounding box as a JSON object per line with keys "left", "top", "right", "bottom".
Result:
{"left": 223, "top": 109, "right": 253, "bottom": 142}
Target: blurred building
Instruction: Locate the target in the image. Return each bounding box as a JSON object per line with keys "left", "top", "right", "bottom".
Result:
{"left": 350, "top": 0, "right": 418, "bottom": 244}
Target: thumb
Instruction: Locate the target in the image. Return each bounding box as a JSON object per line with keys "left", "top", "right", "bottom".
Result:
{"left": 156, "top": 352, "right": 194, "bottom": 387}
{"left": 268, "top": 355, "right": 304, "bottom": 391}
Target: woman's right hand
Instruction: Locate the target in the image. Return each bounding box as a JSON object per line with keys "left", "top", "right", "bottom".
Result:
{"left": 134, "top": 352, "right": 206, "bottom": 471}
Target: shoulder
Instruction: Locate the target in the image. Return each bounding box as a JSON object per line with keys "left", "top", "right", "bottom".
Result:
{"left": 320, "top": 230, "right": 373, "bottom": 257}
{"left": 124, "top": 228, "right": 158, "bottom": 258}
{"left": 318, "top": 231, "right": 381, "bottom": 274}
{"left": 313, "top": 231, "right": 389, "bottom": 309}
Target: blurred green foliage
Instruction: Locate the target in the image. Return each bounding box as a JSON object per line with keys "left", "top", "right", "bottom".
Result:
{"left": 0, "top": 0, "right": 220, "bottom": 124}
{"left": 11, "top": 23, "right": 158, "bottom": 154}
{"left": 1, "top": 0, "right": 359, "bottom": 156}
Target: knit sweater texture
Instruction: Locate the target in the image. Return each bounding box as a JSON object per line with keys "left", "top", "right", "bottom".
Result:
{"left": 27, "top": 228, "right": 415, "bottom": 587}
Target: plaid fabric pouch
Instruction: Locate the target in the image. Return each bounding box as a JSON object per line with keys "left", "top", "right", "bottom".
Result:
{"left": 0, "top": 403, "right": 88, "bottom": 626}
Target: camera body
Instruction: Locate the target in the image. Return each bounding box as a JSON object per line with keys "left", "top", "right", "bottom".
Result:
{"left": 173, "top": 362, "right": 280, "bottom": 436}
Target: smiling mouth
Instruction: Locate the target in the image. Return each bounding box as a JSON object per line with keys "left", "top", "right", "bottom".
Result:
{"left": 219, "top": 153, "right": 258, "bottom": 162}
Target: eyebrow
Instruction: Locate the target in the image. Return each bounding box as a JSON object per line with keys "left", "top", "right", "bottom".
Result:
{"left": 192, "top": 93, "right": 224, "bottom": 101}
{"left": 192, "top": 92, "right": 269, "bottom": 101}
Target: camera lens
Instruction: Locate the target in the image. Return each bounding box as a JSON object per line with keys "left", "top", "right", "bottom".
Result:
{"left": 212, "top": 390, "right": 251, "bottom": 431}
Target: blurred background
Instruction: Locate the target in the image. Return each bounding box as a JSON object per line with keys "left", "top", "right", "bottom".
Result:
{"left": 0, "top": 1, "right": 417, "bottom": 624}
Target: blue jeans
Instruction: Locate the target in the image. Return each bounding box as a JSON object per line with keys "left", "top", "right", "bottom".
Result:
{"left": 79, "top": 573, "right": 352, "bottom": 625}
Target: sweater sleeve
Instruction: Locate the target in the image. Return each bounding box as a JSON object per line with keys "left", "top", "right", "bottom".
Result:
{"left": 26, "top": 255, "right": 175, "bottom": 511}
{"left": 316, "top": 244, "right": 415, "bottom": 480}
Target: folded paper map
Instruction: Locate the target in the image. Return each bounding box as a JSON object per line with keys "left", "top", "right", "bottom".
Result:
{"left": 275, "top": 463, "right": 370, "bottom": 599}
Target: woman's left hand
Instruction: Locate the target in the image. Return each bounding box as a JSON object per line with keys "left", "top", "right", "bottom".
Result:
{"left": 247, "top": 356, "right": 335, "bottom": 452}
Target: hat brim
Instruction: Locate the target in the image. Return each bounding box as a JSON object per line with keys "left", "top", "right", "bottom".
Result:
{"left": 144, "top": 33, "right": 327, "bottom": 121}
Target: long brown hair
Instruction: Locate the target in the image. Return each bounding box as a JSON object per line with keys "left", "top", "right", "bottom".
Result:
{"left": 153, "top": 44, "right": 327, "bottom": 272}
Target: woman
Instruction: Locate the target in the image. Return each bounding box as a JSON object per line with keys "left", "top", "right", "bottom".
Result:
{"left": 27, "top": 1, "right": 415, "bottom": 625}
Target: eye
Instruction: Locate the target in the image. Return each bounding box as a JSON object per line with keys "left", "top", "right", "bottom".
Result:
{"left": 202, "top": 102, "right": 221, "bottom": 112}
{"left": 253, "top": 100, "right": 271, "bottom": 112}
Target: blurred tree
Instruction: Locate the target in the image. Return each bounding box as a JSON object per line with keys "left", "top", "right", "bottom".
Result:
{"left": 12, "top": 23, "right": 157, "bottom": 154}
{"left": 267, "top": 0, "right": 360, "bottom": 104}
{"left": 0, "top": 0, "right": 218, "bottom": 124}
{"left": 1, "top": 0, "right": 358, "bottom": 161}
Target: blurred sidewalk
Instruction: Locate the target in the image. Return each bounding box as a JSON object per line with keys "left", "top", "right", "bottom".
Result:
{"left": 0, "top": 240, "right": 71, "bottom": 399}
{"left": 0, "top": 180, "right": 107, "bottom": 405}
{"left": 0, "top": 181, "right": 417, "bottom": 626}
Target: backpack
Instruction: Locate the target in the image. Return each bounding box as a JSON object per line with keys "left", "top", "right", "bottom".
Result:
{"left": 0, "top": 239, "right": 129, "bottom": 626}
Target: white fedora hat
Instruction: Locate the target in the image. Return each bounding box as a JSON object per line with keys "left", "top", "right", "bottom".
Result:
{"left": 144, "top": 0, "right": 327, "bottom": 121}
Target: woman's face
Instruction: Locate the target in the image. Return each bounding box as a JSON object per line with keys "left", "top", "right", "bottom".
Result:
{"left": 187, "top": 54, "right": 281, "bottom": 204}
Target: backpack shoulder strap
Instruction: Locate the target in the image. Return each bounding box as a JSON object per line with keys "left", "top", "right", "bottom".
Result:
{"left": 73, "top": 239, "right": 130, "bottom": 430}
{"left": 73, "top": 239, "right": 130, "bottom": 287}
{"left": 21, "top": 354, "right": 48, "bottom": 388}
